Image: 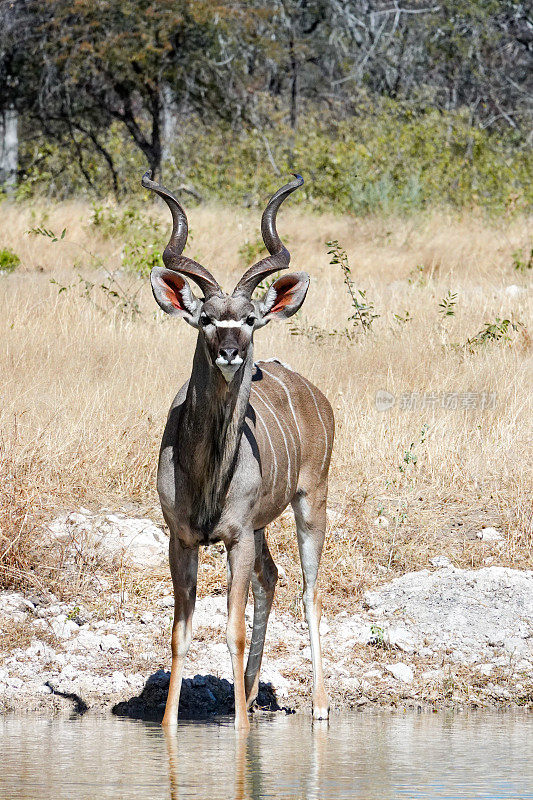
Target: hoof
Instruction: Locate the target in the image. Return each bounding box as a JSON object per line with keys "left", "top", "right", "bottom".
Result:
{"left": 312, "top": 704, "right": 330, "bottom": 721}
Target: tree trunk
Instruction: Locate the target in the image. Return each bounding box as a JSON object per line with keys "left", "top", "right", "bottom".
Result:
{"left": 0, "top": 108, "right": 18, "bottom": 194}
{"left": 289, "top": 37, "right": 298, "bottom": 131}
{"left": 160, "top": 83, "right": 176, "bottom": 180}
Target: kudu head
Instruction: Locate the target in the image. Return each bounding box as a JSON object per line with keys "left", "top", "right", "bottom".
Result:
{"left": 143, "top": 172, "right": 309, "bottom": 383}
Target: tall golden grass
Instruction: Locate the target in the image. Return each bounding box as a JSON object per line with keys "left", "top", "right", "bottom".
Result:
{"left": 1, "top": 200, "right": 531, "bottom": 601}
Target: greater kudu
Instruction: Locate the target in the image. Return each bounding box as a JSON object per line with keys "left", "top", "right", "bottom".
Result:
{"left": 143, "top": 171, "right": 334, "bottom": 730}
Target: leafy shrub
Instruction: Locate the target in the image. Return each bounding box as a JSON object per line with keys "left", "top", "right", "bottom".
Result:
{"left": 238, "top": 236, "right": 266, "bottom": 267}
{"left": 90, "top": 202, "right": 165, "bottom": 276}
{"left": 122, "top": 237, "right": 163, "bottom": 278}
{"left": 0, "top": 248, "right": 20, "bottom": 273}
{"left": 438, "top": 291, "right": 458, "bottom": 317}
{"left": 326, "top": 239, "right": 379, "bottom": 333}
{"left": 512, "top": 248, "right": 532, "bottom": 273}
{"left": 466, "top": 318, "right": 523, "bottom": 349}
{"left": 18, "top": 95, "right": 532, "bottom": 215}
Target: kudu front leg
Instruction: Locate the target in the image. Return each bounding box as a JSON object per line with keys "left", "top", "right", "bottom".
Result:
{"left": 226, "top": 533, "right": 255, "bottom": 731}
{"left": 162, "top": 536, "right": 198, "bottom": 728}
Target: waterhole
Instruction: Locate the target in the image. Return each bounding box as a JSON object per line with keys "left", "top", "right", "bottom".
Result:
{"left": 0, "top": 711, "right": 531, "bottom": 799}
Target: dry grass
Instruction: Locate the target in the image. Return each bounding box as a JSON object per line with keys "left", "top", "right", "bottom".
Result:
{"left": 0, "top": 199, "right": 532, "bottom": 606}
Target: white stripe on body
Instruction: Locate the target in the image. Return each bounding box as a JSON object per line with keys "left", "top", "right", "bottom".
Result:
{"left": 253, "top": 406, "right": 277, "bottom": 485}
{"left": 257, "top": 375, "right": 300, "bottom": 485}
{"left": 260, "top": 367, "right": 301, "bottom": 489}
{"left": 261, "top": 366, "right": 303, "bottom": 443}
{"left": 252, "top": 384, "right": 293, "bottom": 504}
{"left": 295, "top": 374, "right": 330, "bottom": 472}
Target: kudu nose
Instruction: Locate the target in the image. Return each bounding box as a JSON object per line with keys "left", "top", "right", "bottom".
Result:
{"left": 219, "top": 347, "right": 239, "bottom": 363}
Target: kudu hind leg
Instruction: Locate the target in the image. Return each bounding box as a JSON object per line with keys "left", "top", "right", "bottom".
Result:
{"left": 292, "top": 491, "right": 330, "bottom": 720}
{"left": 162, "top": 536, "right": 198, "bottom": 728}
{"left": 245, "top": 529, "right": 278, "bottom": 708}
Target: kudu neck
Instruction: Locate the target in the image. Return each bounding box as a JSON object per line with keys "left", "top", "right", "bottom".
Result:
{"left": 185, "top": 336, "right": 253, "bottom": 418}
{"left": 179, "top": 336, "right": 253, "bottom": 520}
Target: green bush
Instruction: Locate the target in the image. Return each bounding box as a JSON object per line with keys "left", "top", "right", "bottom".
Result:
{"left": 17, "top": 96, "right": 533, "bottom": 215}
{"left": 0, "top": 248, "right": 20, "bottom": 273}
{"left": 90, "top": 201, "right": 165, "bottom": 276}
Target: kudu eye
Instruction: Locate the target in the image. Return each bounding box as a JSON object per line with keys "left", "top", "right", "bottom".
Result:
{"left": 246, "top": 315, "right": 256, "bottom": 326}
{"left": 200, "top": 313, "right": 212, "bottom": 327}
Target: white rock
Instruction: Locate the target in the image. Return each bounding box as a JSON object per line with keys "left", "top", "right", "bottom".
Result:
{"left": 385, "top": 663, "right": 414, "bottom": 683}
{"left": 430, "top": 556, "right": 453, "bottom": 568}
{"left": 476, "top": 527, "right": 504, "bottom": 542}
{"left": 373, "top": 516, "right": 390, "bottom": 528}
{"left": 340, "top": 677, "right": 361, "bottom": 693}
{"left": 505, "top": 284, "right": 525, "bottom": 297}
{"left": 359, "top": 566, "right": 533, "bottom": 666}
{"left": 327, "top": 507, "right": 342, "bottom": 520}
{"left": 24, "top": 640, "right": 56, "bottom": 661}
{"left": 363, "top": 591, "right": 381, "bottom": 609}
{"left": 260, "top": 667, "right": 292, "bottom": 698}
{"left": 100, "top": 515, "right": 168, "bottom": 567}
{"left": 46, "top": 604, "right": 65, "bottom": 616}
{"left": 49, "top": 615, "right": 80, "bottom": 640}
{"left": 47, "top": 511, "right": 168, "bottom": 568}
{"left": 140, "top": 611, "right": 153, "bottom": 625}
{"left": 0, "top": 592, "right": 35, "bottom": 620}
{"left": 337, "top": 617, "right": 373, "bottom": 644}
{"left": 159, "top": 594, "right": 174, "bottom": 609}
{"left": 111, "top": 671, "right": 129, "bottom": 692}
{"left": 58, "top": 663, "right": 78, "bottom": 682}
{"left": 503, "top": 636, "right": 529, "bottom": 656}
{"left": 47, "top": 516, "right": 72, "bottom": 540}
{"left": 99, "top": 633, "right": 123, "bottom": 652}
{"left": 66, "top": 629, "right": 106, "bottom": 652}
{"left": 385, "top": 626, "right": 417, "bottom": 653}
{"left": 195, "top": 596, "right": 226, "bottom": 630}
{"left": 67, "top": 512, "right": 88, "bottom": 525}
{"left": 475, "top": 663, "right": 494, "bottom": 676}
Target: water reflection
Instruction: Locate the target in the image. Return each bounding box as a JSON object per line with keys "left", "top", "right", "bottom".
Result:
{"left": 161, "top": 712, "right": 532, "bottom": 800}
{"left": 164, "top": 718, "right": 330, "bottom": 800}
{"left": 0, "top": 711, "right": 531, "bottom": 799}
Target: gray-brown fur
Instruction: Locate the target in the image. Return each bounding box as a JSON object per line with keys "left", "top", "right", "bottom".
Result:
{"left": 143, "top": 172, "right": 334, "bottom": 729}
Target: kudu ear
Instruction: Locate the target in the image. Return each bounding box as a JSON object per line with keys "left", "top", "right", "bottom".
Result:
{"left": 150, "top": 267, "right": 201, "bottom": 325}
{"left": 258, "top": 272, "right": 310, "bottom": 325}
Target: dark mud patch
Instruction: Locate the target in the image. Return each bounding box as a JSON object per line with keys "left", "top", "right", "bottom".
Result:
{"left": 112, "top": 670, "right": 284, "bottom": 722}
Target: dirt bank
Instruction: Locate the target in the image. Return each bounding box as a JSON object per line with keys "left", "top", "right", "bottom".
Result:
{"left": 1, "top": 512, "right": 531, "bottom": 719}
